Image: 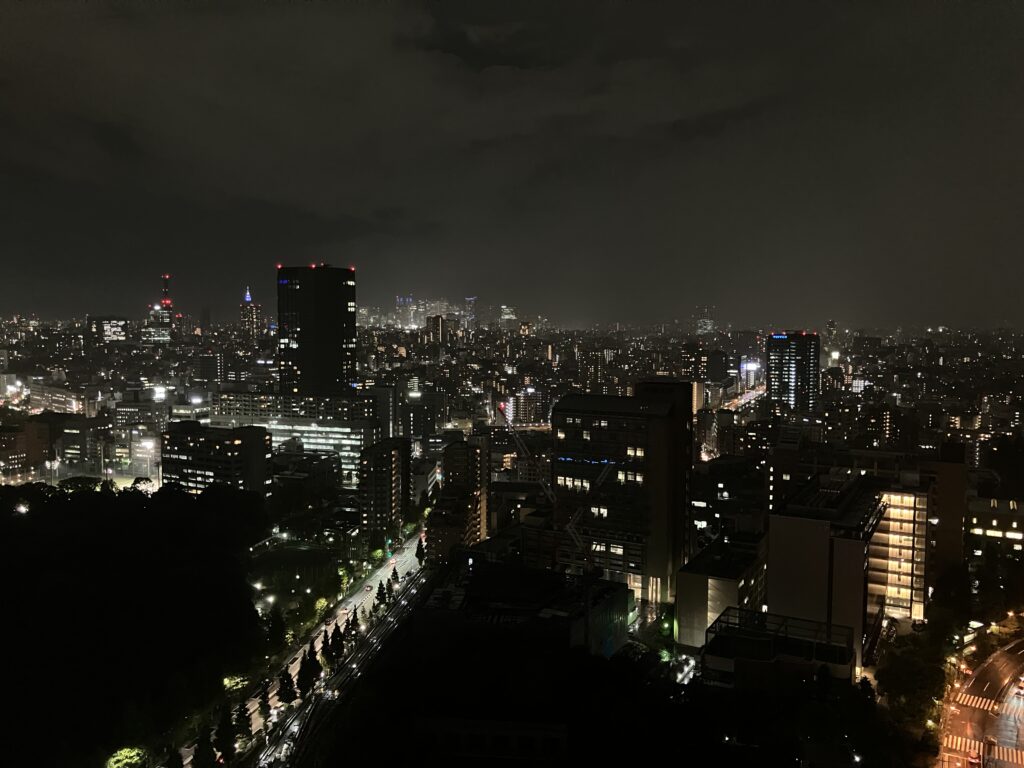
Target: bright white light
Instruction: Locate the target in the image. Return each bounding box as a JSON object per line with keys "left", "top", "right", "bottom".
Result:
{"left": 15, "top": 503, "right": 28, "bottom": 514}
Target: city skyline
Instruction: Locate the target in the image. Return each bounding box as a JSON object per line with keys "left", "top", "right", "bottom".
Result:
{"left": 2, "top": 2, "right": 1023, "bottom": 327}
{"left": 3, "top": 3, "right": 1024, "bottom": 767}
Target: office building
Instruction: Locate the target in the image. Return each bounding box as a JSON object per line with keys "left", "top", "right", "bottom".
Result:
{"left": 359, "top": 437, "right": 411, "bottom": 548}
{"left": 768, "top": 442, "right": 968, "bottom": 614}
{"left": 277, "top": 263, "right": 356, "bottom": 396}
{"left": 766, "top": 331, "right": 820, "bottom": 415}
{"left": 550, "top": 379, "right": 693, "bottom": 604}
{"left": 113, "top": 397, "right": 170, "bottom": 432}
{"left": 767, "top": 471, "right": 886, "bottom": 675}
{"left": 160, "top": 421, "right": 271, "bottom": 496}
{"left": 86, "top": 316, "right": 128, "bottom": 346}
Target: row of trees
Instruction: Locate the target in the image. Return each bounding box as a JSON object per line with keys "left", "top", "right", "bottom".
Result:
{"left": 186, "top": 554, "right": 417, "bottom": 765}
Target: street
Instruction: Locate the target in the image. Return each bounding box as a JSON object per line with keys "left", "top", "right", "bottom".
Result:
{"left": 941, "top": 637, "right": 1024, "bottom": 766}
{"left": 182, "top": 534, "right": 423, "bottom": 766}
{"left": 258, "top": 563, "right": 429, "bottom": 767}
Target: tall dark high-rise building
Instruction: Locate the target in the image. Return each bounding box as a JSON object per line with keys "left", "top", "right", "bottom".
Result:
{"left": 550, "top": 379, "right": 693, "bottom": 604}
{"left": 766, "top": 331, "right": 820, "bottom": 415}
{"left": 359, "top": 437, "right": 411, "bottom": 549}
{"left": 277, "top": 263, "right": 356, "bottom": 396}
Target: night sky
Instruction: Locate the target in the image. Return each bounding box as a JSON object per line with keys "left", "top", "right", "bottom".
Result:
{"left": 2, "top": 1, "right": 1022, "bottom": 328}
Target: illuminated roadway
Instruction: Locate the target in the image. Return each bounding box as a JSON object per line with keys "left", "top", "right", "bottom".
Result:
{"left": 721, "top": 384, "right": 765, "bottom": 412}
{"left": 941, "top": 637, "right": 1024, "bottom": 767}
{"left": 181, "top": 534, "right": 423, "bottom": 766}
{"left": 258, "top": 566, "right": 428, "bottom": 767}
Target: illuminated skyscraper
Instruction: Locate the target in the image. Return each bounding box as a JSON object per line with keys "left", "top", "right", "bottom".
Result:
{"left": 766, "top": 331, "right": 820, "bottom": 415}
{"left": 239, "top": 286, "right": 263, "bottom": 342}
{"left": 277, "top": 263, "right": 356, "bottom": 396}
{"left": 142, "top": 274, "right": 174, "bottom": 345}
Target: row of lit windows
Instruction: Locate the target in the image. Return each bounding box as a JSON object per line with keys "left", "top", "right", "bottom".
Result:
{"left": 969, "top": 528, "right": 1024, "bottom": 540}
{"left": 556, "top": 476, "right": 590, "bottom": 492}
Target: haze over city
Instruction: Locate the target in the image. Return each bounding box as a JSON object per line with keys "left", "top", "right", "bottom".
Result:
{"left": 2, "top": 1, "right": 1023, "bottom": 326}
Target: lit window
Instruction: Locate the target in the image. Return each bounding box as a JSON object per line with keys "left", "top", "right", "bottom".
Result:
{"left": 610, "top": 545, "right": 624, "bottom": 555}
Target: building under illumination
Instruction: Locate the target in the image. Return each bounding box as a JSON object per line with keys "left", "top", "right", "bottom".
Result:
{"left": 766, "top": 331, "right": 820, "bottom": 415}
{"left": 239, "top": 286, "right": 263, "bottom": 343}
{"left": 867, "top": 488, "right": 928, "bottom": 622}
{"left": 359, "top": 437, "right": 411, "bottom": 548}
{"left": 160, "top": 421, "right": 272, "bottom": 496}
{"left": 550, "top": 379, "right": 693, "bottom": 604}
{"left": 768, "top": 471, "right": 886, "bottom": 675}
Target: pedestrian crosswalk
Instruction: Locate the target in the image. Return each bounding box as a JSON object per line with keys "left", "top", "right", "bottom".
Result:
{"left": 943, "top": 734, "right": 982, "bottom": 753}
{"left": 943, "top": 734, "right": 1024, "bottom": 765}
{"left": 957, "top": 692, "right": 1001, "bottom": 711}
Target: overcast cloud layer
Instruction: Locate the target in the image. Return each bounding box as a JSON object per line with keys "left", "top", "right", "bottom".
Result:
{"left": 1, "top": 0, "right": 1022, "bottom": 328}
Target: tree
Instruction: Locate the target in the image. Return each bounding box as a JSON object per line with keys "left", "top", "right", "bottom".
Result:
{"left": 875, "top": 637, "right": 945, "bottom": 724}
{"left": 105, "top": 747, "right": 150, "bottom": 768}
{"left": 308, "top": 636, "right": 318, "bottom": 663}
{"left": 415, "top": 537, "right": 425, "bottom": 566}
{"left": 338, "top": 566, "right": 350, "bottom": 595}
{"left": 267, "top": 604, "right": 286, "bottom": 650}
{"left": 297, "top": 652, "right": 316, "bottom": 699}
{"left": 391, "top": 566, "right": 400, "bottom": 585}
{"left": 858, "top": 676, "right": 876, "bottom": 703}
{"left": 257, "top": 681, "right": 272, "bottom": 722}
{"left": 277, "top": 669, "right": 297, "bottom": 705}
{"left": 58, "top": 476, "right": 100, "bottom": 494}
{"left": 376, "top": 579, "right": 387, "bottom": 604}
{"left": 320, "top": 628, "right": 335, "bottom": 668}
{"left": 191, "top": 725, "right": 216, "bottom": 768}
{"left": 213, "top": 707, "right": 236, "bottom": 765}
{"left": 233, "top": 701, "right": 251, "bottom": 739}
{"left": 330, "top": 623, "right": 345, "bottom": 659}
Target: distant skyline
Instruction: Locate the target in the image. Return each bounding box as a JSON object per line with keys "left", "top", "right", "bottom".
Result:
{"left": 2, "top": 1, "right": 1023, "bottom": 327}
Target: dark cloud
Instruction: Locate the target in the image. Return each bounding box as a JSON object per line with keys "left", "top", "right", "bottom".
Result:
{"left": 0, "top": 0, "right": 1022, "bottom": 327}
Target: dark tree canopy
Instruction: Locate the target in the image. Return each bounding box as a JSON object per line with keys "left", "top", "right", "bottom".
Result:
{"left": 0, "top": 482, "right": 267, "bottom": 766}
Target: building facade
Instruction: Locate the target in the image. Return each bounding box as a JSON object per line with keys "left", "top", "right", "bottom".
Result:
{"left": 550, "top": 379, "right": 693, "bottom": 604}
{"left": 277, "top": 263, "right": 357, "bottom": 396}
{"left": 766, "top": 331, "right": 820, "bottom": 415}
{"left": 160, "top": 421, "right": 272, "bottom": 496}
